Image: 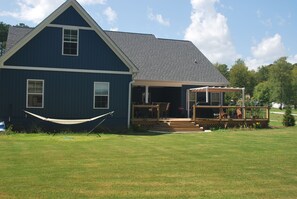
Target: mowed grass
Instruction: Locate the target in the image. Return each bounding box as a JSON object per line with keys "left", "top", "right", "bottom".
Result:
{"left": 0, "top": 127, "right": 297, "bottom": 199}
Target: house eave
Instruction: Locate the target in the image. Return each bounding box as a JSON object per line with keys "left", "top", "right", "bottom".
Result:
{"left": 133, "top": 80, "right": 229, "bottom": 87}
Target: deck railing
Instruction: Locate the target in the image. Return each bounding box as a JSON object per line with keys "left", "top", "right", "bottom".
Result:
{"left": 132, "top": 104, "right": 160, "bottom": 121}
{"left": 192, "top": 105, "right": 270, "bottom": 121}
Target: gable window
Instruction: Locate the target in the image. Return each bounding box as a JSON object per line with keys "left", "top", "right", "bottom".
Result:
{"left": 94, "top": 82, "right": 109, "bottom": 109}
{"left": 63, "top": 29, "right": 78, "bottom": 56}
{"left": 27, "top": 80, "right": 44, "bottom": 108}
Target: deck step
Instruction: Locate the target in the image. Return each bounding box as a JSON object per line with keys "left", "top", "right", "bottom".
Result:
{"left": 149, "top": 121, "right": 203, "bottom": 132}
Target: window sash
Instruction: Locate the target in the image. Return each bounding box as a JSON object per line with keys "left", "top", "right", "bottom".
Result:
{"left": 63, "top": 29, "right": 78, "bottom": 56}
{"left": 211, "top": 93, "right": 220, "bottom": 105}
{"left": 27, "top": 80, "right": 44, "bottom": 108}
{"left": 94, "top": 82, "right": 109, "bottom": 109}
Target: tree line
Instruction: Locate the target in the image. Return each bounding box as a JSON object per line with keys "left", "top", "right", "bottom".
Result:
{"left": 215, "top": 58, "right": 297, "bottom": 109}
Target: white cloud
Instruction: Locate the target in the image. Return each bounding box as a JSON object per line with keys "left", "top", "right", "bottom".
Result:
{"left": 109, "top": 27, "right": 118, "bottom": 31}
{"left": 246, "top": 34, "right": 286, "bottom": 69}
{"left": 103, "top": 7, "right": 117, "bottom": 23}
{"left": 148, "top": 10, "right": 170, "bottom": 26}
{"left": 288, "top": 54, "right": 297, "bottom": 64}
{"left": 0, "top": 0, "right": 106, "bottom": 24}
{"left": 184, "top": 0, "right": 239, "bottom": 65}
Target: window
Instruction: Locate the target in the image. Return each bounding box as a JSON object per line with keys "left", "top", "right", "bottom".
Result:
{"left": 63, "top": 29, "right": 78, "bottom": 56}
{"left": 27, "top": 80, "right": 44, "bottom": 108}
{"left": 211, "top": 93, "right": 220, "bottom": 105}
{"left": 94, "top": 82, "right": 109, "bottom": 109}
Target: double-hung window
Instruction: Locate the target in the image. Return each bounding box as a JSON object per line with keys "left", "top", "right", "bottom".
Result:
{"left": 27, "top": 80, "right": 44, "bottom": 108}
{"left": 94, "top": 82, "right": 109, "bottom": 109}
{"left": 63, "top": 29, "right": 78, "bottom": 56}
{"left": 211, "top": 93, "right": 220, "bottom": 105}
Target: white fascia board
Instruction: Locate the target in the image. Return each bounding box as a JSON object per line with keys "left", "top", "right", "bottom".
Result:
{"left": 2, "top": 65, "right": 133, "bottom": 75}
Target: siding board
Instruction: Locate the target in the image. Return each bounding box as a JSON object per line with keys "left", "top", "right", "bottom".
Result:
{"left": 51, "top": 6, "right": 91, "bottom": 27}
{"left": 0, "top": 69, "right": 132, "bottom": 131}
{"left": 4, "top": 27, "right": 129, "bottom": 72}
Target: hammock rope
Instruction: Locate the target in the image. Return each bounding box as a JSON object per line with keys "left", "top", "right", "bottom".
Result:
{"left": 24, "top": 110, "right": 114, "bottom": 125}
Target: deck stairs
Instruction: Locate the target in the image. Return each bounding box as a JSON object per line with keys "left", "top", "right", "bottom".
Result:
{"left": 149, "top": 119, "right": 203, "bottom": 132}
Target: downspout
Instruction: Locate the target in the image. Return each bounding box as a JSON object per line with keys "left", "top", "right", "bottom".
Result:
{"left": 127, "top": 80, "right": 134, "bottom": 129}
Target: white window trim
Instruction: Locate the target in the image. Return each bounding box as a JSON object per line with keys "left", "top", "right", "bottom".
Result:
{"left": 62, "top": 28, "right": 79, "bottom": 56}
{"left": 93, "top": 82, "right": 110, "bottom": 109}
{"left": 26, "top": 79, "right": 44, "bottom": 109}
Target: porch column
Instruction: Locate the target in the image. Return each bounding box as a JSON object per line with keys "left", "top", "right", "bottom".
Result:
{"left": 187, "top": 89, "right": 190, "bottom": 118}
{"left": 242, "top": 88, "right": 245, "bottom": 106}
{"left": 145, "top": 85, "right": 149, "bottom": 103}
{"left": 206, "top": 87, "right": 209, "bottom": 103}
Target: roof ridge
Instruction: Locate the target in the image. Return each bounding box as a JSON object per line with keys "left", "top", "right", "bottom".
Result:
{"left": 105, "top": 30, "right": 156, "bottom": 37}
{"left": 156, "top": 38, "right": 191, "bottom": 43}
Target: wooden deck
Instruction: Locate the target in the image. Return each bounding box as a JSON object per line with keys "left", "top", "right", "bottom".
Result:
{"left": 131, "top": 105, "right": 270, "bottom": 131}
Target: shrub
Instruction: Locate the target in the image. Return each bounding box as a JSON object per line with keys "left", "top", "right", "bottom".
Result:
{"left": 282, "top": 107, "right": 296, "bottom": 127}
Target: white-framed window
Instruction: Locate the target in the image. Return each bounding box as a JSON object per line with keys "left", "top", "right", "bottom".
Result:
{"left": 211, "top": 92, "right": 220, "bottom": 105}
{"left": 27, "top": 79, "right": 44, "bottom": 108}
{"left": 94, "top": 82, "right": 109, "bottom": 109}
{"left": 62, "top": 28, "right": 79, "bottom": 56}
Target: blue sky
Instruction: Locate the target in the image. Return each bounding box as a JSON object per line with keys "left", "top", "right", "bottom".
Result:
{"left": 0, "top": 0, "right": 296, "bottom": 69}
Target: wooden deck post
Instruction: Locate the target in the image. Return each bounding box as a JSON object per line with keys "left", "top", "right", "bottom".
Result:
{"left": 132, "top": 104, "right": 135, "bottom": 121}
{"left": 193, "top": 105, "right": 196, "bottom": 121}
{"left": 266, "top": 106, "right": 270, "bottom": 121}
{"left": 157, "top": 104, "right": 160, "bottom": 122}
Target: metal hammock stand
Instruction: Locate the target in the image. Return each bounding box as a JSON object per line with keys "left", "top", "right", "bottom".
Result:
{"left": 24, "top": 110, "right": 114, "bottom": 136}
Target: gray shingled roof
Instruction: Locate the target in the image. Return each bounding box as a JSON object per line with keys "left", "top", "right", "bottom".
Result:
{"left": 5, "top": 26, "right": 229, "bottom": 85}
{"left": 6, "top": 26, "right": 32, "bottom": 52}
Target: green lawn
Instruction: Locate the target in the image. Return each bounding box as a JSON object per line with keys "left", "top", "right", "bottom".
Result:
{"left": 1, "top": 127, "right": 297, "bottom": 198}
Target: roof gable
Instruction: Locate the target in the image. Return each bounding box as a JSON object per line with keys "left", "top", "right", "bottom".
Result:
{"left": 0, "top": 0, "right": 138, "bottom": 74}
{"left": 50, "top": 6, "right": 90, "bottom": 27}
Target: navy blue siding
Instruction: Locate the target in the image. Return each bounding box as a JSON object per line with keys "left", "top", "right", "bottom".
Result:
{"left": 0, "top": 69, "right": 132, "bottom": 131}
{"left": 51, "top": 6, "right": 90, "bottom": 27}
{"left": 4, "top": 27, "right": 129, "bottom": 72}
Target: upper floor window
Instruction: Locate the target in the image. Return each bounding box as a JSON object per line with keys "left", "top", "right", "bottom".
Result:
{"left": 27, "top": 79, "right": 44, "bottom": 108}
{"left": 63, "top": 29, "right": 78, "bottom": 56}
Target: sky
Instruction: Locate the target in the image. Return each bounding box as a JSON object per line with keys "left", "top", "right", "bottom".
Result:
{"left": 0, "top": 0, "right": 296, "bottom": 70}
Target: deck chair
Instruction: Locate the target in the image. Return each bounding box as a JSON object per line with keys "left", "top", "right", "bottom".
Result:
{"left": 0, "top": 121, "right": 5, "bottom": 132}
{"left": 159, "top": 102, "right": 170, "bottom": 118}
{"left": 236, "top": 108, "right": 242, "bottom": 119}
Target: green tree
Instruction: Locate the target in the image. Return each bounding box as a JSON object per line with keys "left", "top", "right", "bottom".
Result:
{"left": 253, "top": 81, "right": 271, "bottom": 105}
{"left": 214, "top": 63, "right": 229, "bottom": 80}
{"left": 269, "top": 57, "right": 293, "bottom": 108}
{"left": 229, "top": 59, "right": 255, "bottom": 97}
{"left": 0, "top": 22, "right": 10, "bottom": 56}
{"left": 15, "top": 23, "right": 30, "bottom": 28}
{"left": 282, "top": 106, "right": 295, "bottom": 127}
{"left": 255, "top": 65, "right": 271, "bottom": 84}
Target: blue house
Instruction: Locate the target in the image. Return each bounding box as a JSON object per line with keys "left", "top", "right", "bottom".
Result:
{"left": 0, "top": 0, "right": 228, "bottom": 131}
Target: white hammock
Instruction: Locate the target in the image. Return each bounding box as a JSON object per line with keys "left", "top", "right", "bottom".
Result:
{"left": 24, "top": 110, "right": 114, "bottom": 125}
